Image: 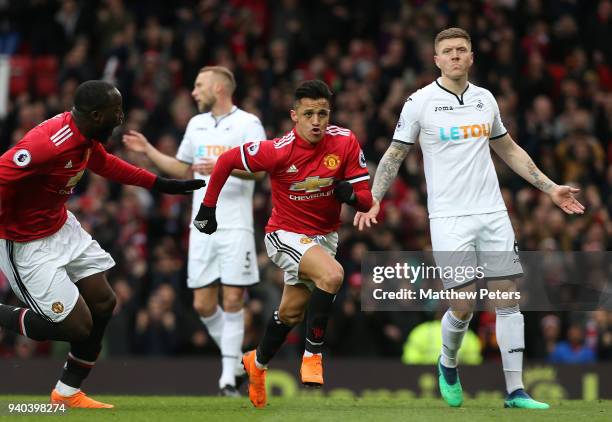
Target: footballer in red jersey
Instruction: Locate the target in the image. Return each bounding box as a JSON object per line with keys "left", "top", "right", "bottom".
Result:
{"left": 0, "top": 80, "right": 204, "bottom": 408}
{"left": 194, "top": 80, "right": 372, "bottom": 408}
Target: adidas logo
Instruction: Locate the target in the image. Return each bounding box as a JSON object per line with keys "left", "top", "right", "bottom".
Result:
{"left": 64, "top": 160, "right": 73, "bottom": 169}
{"left": 286, "top": 164, "right": 298, "bottom": 173}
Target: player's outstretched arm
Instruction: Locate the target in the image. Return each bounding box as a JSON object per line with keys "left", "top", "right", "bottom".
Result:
{"left": 88, "top": 142, "right": 205, "bottom": 193}
{"left": 192, "top": 158, "right": 265, "bottom": 180}
{"left": 354, "top": 141, "right": 411, "bottom": 230}
{"left": 193, "top": 146, "right": 244, "bottom": 234}
{"left": 152, "top": 177, "right": 206, "bottom": 194}
{"left": 490, "top": 134, "right": 585, "bottom": 215}
{"left": 122, "top": 130, "right": 191, "bottom": 179}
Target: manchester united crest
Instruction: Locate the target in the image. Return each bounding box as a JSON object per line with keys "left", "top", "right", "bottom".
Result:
{"left": 323, "top": 154, "right": 340, "bottom": 170}
{"left": 51, "top": 302, "right": 64, "bottom": 314}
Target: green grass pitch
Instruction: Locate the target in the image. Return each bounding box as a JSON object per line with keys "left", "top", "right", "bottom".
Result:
{"left": 0, "top": 396, "right": 610, "bottom": 421}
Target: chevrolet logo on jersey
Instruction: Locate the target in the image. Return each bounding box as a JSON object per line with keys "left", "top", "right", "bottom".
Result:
{"left": 289, "top": 176, "right": 334, "bottom": 193}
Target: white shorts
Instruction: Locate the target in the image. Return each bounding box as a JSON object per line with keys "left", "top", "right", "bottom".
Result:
{"left": 0, "top": 212, "right": 115, "bottom": 322}
{"left": 430, "top": 211, "right": 523, "bottom": 289}
{"left": 188, "top": 228, "right": 259, "bottom": 288}
{"left": 264, "top": 230, "right": 339, "bottom": 291}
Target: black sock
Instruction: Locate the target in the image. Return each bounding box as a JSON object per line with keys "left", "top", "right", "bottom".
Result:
{"left": 304, "top": 288, "right": 335, "bottom": 354}
{"left": 0, "top": 304, "right": 66, "bottom": 341}
{"left": 59, "top": 314, "right": 111, "bottom": 389}
{"left": 256, "top": 310, "right": 293, "bottom": 365}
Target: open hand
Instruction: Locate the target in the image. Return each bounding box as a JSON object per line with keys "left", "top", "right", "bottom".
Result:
{"left": 550, "top": 185, "right": 585, "bottom": 215}
{"left": 122, "top": 130, "right": 151, "bottom": 153}
{"left": 353, "top": 199, "right": 380, "bottom": 231}
{"left": 192, "top": 158, "right": 216, "bottom": 176}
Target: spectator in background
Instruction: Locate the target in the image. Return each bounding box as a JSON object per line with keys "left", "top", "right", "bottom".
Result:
{"left": 133, "top": 285, "right": 179, "bottom": 356}
{"left": 591, "top": 309, "right": 612, "bottom": 361}
{"left": 549, "top": 323, "right": 596, "bottom": 364}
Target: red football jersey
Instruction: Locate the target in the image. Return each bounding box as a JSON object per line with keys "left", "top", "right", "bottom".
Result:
{"left": 239, "top": 125, "right": 369, "bottom": 235}
{"left": 0, "top": 112, "right": 156, "bottom": 242}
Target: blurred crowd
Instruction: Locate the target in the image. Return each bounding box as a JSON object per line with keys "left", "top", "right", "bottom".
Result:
{"left": 0, "top": 0, "right": 610, "bottom": 364}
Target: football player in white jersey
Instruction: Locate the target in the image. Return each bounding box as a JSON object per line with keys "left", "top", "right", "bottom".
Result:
{"left": 123, "top": 66, "right": 266, "bottom": 396}
{"left": 355, "top": 28, "right": 584, "bottom": 410}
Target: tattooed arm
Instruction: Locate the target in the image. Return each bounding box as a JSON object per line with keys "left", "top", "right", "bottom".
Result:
{"left": 490, "top": 134, "right": 585, "bottom": 214}
{"left": 372, "top": 141, "right": 412, "bottom": 201}
{"left": 489, "top": 134, "right": 555, "bottom": 192}
{"left": 354, "top": 141, "right": 412, "bottom": 230}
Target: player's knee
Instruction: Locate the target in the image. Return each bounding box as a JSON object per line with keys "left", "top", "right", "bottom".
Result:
{"left": 66, "top": 316, "right": 93, "bottom": 342}
{"left": 317, "top": 264, "right": 344, "bottom": 293}
{"left": 451, "top": 309, "right": 473, "bottom": 321}
{"left": 193, "top": 296, "right": 217, "bottom": 317}
{"left": 278, "top": 307, "right": 303, "bottom": 326}
{"left": 222, "top": 293, "right": 244, "bottom": 313}
{"left": 91, "top": 290, "right": 117, "bottom": 318}
{"left": 61, "top": 299, "right": 93, "bottom": 341}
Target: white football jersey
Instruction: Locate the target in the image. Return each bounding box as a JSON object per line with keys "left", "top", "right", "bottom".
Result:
{"left": 176, "top": 106, "right": 266, "bottom": 230}
{"left": 393, "top": 79, "right": 508, "bottom": 218}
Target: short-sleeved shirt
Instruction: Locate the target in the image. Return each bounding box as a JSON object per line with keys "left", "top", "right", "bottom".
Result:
{"left": 393, "top": 79, "right": 508, "bottom": 218}
{"left": 239, "top": 125, "right": 369, "bottom": 235}
{"left": 176, "top": 107, "right": 266, "bottom": 231}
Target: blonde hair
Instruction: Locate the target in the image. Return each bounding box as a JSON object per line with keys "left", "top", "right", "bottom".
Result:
{"left": 434, "top": 27, "right": 471, "bottom": 52}
{"left": 199, "top": 66, "right": 236, "bottom": 94}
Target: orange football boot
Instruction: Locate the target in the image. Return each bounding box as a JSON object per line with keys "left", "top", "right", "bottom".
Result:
{"left": 300, "top": 354, "right": 323, "bottom": 387}
{"left": 242, "top": 350, "right": 267, "bottom": 408}
{"left": 51, "top": 389, "right": 114, "bottom": 408}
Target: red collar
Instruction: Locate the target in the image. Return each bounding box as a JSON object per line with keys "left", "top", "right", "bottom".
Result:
{"left": 293, "top": 128, "right": 324, "bottom": 150}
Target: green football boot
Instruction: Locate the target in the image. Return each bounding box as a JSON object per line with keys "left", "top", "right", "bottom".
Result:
{"left": 437, "top": 357, "right": 463, "bottom": 407}
{"left": 504, "top": 389, "right": 550, "bottom": 409}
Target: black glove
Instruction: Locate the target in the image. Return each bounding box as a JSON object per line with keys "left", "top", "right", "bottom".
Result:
{"left": 334, "top": 181, "right": 356, "bottom": 205}
{"left": 153, "top": 176, "right": 205, "bottom": 194}
{"left": 193, "top": 204, "right": 217, "bottom": 234}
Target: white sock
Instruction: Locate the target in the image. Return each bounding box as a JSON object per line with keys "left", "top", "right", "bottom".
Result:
{"left": 219, "top": 309, "right": 245, "bottom": 388}
{"left": 496, "top": 305, "right": 525, "bottom": 394}
{"left": 235, "top": 361, "right": 246, "bottom": 377}
{"left": 440, "top": 310, "right": 472, "bottom": 368}
{"left": 200, "top": 305, "right": 224, "bottom": 349}
{"left": 55, "top": 381, "right": 79, "bottom": 397}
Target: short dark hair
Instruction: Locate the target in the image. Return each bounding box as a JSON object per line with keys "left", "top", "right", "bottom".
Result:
{"left": 74, "top": 80, "right": 117, "bottom": 113}
{"left": 294, "top": 80, "right": 332, "bottom": 104}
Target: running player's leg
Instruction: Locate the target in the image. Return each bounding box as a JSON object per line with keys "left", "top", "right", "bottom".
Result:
{"left": 256, "top": 283, "right": 311, "bottom": 366}
{"left": 55, "top": 272, "right": 116, "bottom": 400}
{"left": 244, "top": 284, "right": 310, "bottom": 408}
{"left": 298, "top": 245, "right": 344, "bottom": 357}
{"left": 50, "top": 218, "right": 116, "bottom": 408}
